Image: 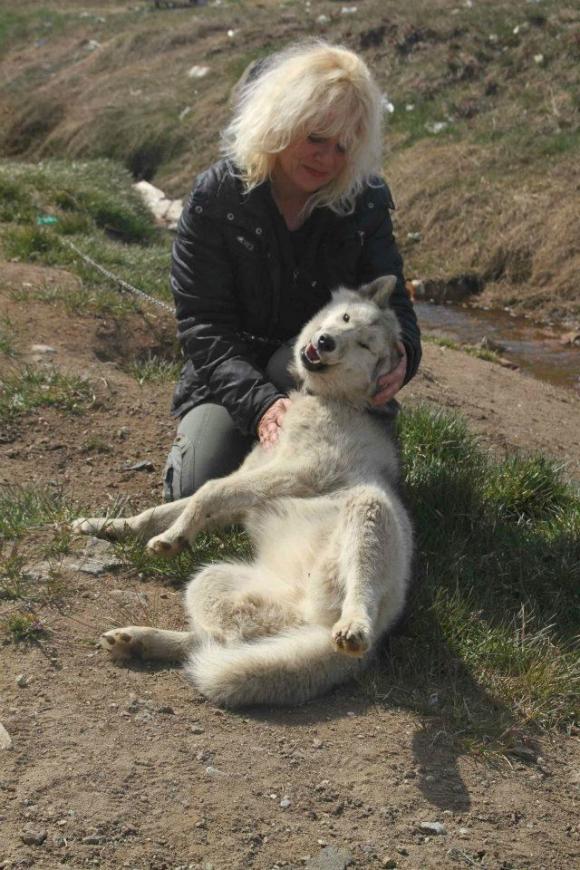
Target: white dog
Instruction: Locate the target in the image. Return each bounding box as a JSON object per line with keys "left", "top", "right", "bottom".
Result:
{"left": 73, "top": 276, "right": 413, "bottom": 706}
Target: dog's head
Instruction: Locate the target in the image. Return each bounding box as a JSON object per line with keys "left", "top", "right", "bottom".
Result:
{"left": 292, "top": 276, "right": 403, "bottom": 404}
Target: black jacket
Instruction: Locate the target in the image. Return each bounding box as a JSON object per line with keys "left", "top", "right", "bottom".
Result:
{"left": 171, "top": 159, "right": 421, "bottom": 435}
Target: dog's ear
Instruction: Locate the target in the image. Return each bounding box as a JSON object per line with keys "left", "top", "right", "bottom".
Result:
{"left": 358, "top": 275, "right": 398, "bottom": 309}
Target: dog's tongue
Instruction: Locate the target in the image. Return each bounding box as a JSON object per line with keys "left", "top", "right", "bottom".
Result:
{"left": 306, "top": 343, "right": 320, "bottom": 363}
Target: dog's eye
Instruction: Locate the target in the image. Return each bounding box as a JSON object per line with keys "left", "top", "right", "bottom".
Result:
{"left": 342, "top": 313, "right": 350, "bottom": 322}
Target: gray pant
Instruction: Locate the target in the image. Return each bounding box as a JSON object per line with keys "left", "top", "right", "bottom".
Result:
{"left": 163, "top": 342, "right": 295, "bottom": 501}
{"left": 163, "top": 342, "right": 400, "bottom": 501}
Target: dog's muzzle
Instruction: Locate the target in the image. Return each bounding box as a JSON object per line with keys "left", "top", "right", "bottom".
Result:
{"left": 300, "top": 334, "right": 335, "bottom": 372}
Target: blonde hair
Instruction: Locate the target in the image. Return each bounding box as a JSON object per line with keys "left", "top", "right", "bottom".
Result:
{"left": 222, "top": 41, "right": 384, "bottom": 215}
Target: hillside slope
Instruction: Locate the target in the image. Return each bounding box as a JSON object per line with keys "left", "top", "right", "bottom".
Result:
{"left": 1, "top": 0, "right": 579, "bottom": 323}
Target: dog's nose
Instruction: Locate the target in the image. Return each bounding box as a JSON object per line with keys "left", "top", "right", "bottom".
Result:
{"left": 317, "top": 333, "right": 336, "bottom": 352}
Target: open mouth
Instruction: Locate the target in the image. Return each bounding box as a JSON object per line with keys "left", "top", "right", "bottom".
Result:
{"left": 300, "top": 343, "right": 327, "bottom": 372}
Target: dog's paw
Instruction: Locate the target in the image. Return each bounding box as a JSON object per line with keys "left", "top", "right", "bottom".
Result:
{"left": 99, "top": 627, "right": 148, "bottom": 660}
{"left": 70, "top": 517, "right": 124, "bottom": 539}
{"left": 332, "top": 619, "right": 371, "bottom": 658}
{"left": 71, "top": 517, "right": 103, "bottom": 536}
{"left": 146, "top": 534, "right": 188, "bottom": 558}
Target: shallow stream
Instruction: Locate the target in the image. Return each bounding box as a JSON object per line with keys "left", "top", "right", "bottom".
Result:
{"left": 416, "top": 302, "right": 579, "bottom": 395}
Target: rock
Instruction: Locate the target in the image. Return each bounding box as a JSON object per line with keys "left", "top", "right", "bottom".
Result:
{"left": 71, "top": 537, "right": 123, "bottom": 575}
{"left": 124, "top": 460, "right": 155, "bottom": 472}
{"left": 509, "top": 744, "right": 538, "bottom": 763}
{"left": 383, "top": 861, "right": 397, "bottom": 869}
{"left": 20, "top": 825, "right": 47, "bottom": 845}
{"left": 305, "top": 846, "right": 353, "bottom": 869}
{"left": 280, "top": 797, "right": 291, "bottom": 808}
{"left": 109, "top": 589, "right": 147, "bottom": 608}
{"left": 16, "top": 674, "right": 29, "bottom": 688}
{"left": 188, "top": 65, "right": 210, "bottom": 79}
{"left": 418, "top": 821, "right": 447, "bottom": 835}
{"left": 117, "top": 426, "right": 130, "bottom": 440}
{"left": 0, "top": 723, "right": 13, "bottom": 749}
{"left": 190, "top": 724, "right": 205, "bottom": 734}
{"left": 30, "top": 344, "right": 56, "bottom": 355}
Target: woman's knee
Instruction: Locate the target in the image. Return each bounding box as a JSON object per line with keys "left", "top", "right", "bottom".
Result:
{"left": 163, "top": 404, "right": 253, "bottom": 501}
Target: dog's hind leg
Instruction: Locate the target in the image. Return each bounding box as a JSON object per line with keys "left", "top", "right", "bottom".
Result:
{"left": 71, "top": 497, "right": 192, "bottom": 541}
{"left": 331, "top": 486, "right": 412, "bottom": 658}
{"left": 100, "top": 626, "right": 196, "bottom": 662}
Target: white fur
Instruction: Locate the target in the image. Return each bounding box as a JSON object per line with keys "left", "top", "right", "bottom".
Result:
{"left": 73, "top": 277, "right": 413, "bottom": 707}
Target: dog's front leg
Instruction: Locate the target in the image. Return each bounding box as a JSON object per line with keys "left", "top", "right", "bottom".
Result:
{"left": 147, "top": 466, "right": 313, "bottom": 556}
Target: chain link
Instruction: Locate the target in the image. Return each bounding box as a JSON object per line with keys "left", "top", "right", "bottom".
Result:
{"left": 59, "top": 237, "right": 175, "bottom": 314}
{"left": 59, "top": 235, "right": 283, "bottom": 348}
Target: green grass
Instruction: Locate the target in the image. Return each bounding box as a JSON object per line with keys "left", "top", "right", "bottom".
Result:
{"left": 4, "top": 611, "right": 46, "bottom": 642}
{"left": 0, "top": 365, "right": 95, "bottom": 422}
{"left": 425, "top": 335, "right": 501, "bottom": 364}
{"left": 379, "top": 406, "right": 579, "bottom": 741}
{"left": 0, "top": 159, "right": 173, "bottom": 318}
{"left": 126, "top": 353, "right": 182, "bottom": 385}
{"left": 0, "top": 317, "right": 18, "bottom": 357}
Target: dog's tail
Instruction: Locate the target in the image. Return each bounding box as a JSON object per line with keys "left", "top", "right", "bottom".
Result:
{"left": 186, "top": 625, "right": 366, "bottom": 707}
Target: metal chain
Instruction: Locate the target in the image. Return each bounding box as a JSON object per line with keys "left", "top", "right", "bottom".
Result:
{"left": 58, "top": 236, "right": 282, "bottom": 348}
{"left": 59, "top": 236, "right": 175, "bottom": 314}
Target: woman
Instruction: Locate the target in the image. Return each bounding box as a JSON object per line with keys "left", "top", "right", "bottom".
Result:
{"left": 164, "top": 41, "right": 421, "bottom": 501}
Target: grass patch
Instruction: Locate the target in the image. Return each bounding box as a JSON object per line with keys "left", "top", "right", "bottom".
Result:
{"left": 0, "top": 365, "right": 95, "bottom": 422}
{"left": 126, "top": 353, "right": 182, "bottom": 385}
{"left": 0, "top": 159, "right": 156, "bottom": 242}
{"left": 378, "top": 406, "right": 580, "bottom": 742}
{"left": 0, "top": 316, "right": 18, "bottom": 357}
{"left": 0, "top": 159, "right": 173, "bottom": 319}
{"left": 425, "top": 335, "right": 501, "bottom": 364}
{"left": 3, "top": 611, "right": 46, "bottom": 642}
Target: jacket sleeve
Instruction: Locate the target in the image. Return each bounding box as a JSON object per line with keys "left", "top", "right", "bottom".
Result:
{"left": 171, "top": 182, "right": 286, "bottom": 435}
{"left": 356, "top": 183, "right": 422, "bottom": 385}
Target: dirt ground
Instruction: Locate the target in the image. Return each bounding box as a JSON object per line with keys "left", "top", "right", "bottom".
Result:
{"left": 1, "top": 263, "right": 579, "bottom": 870}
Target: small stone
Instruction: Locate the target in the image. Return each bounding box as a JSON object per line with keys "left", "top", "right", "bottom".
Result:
{"left": 124, "top": 460, "right": 155, "bottom": 472}
{"left": 0, "top": 723, "right": 12, "bottom": 749}
{"left": 280, "top": 797, "right": 291, "bottom": 808}
{"left": 188, "top": 65, "right": 210, "bottom": 79}
{"left": 117, "top": 426, "right": 130, "bottom": 440}
{"left": 305, "top": 846, "right": 353, "bottom": 869}
{"left": 509, "top": 744, "right": 537, "bottom": 763}
{"left": 458, "top": 827, "right": 470, "bottom": 837}
{"left": 16, "top": 674, "right": 29, "bottom": 688}
{"left": 30, "top": 344, "right": 56, "bottom": 355}
{"left": 312, "top": 739, "right": 323, "bottom": 749}
{"left": 418, "top": 821, "right": 447, "bottom": 835}
{"left": 190, "top": 725, "right": 205, "bottom": 734}
{"left": 20, "top": 825, "right": 48, "bottom": 846}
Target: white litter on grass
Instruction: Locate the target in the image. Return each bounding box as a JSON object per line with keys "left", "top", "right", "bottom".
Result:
{"left": 227, "top": 29, "right": 238, "bottom": 39}
{"left": 534, "top": 53, "right": 545, "bottom": 64}
{"left": 425, "top": 121, "right": 449, "bottom": 134}
{"left": 179, "top": 106, "right": 192, "bottom": 121}
{"left": 381, "top": 95, "right": 395, "bottom": 114}
{"left": 188, "top": 65, "right": 210, "bottom": 79}
{"left": 341, "top": 6, "right": 358, "bottom": 14}
{"left": 317, "top": 14, "right": 330, "bottom": 25}
{"left": 406, "top": 103, "right": 415, "bottom": 112}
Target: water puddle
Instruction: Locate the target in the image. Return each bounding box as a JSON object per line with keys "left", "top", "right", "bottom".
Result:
{"left": 416, "top": 302, "right": 579, "bottom": 394}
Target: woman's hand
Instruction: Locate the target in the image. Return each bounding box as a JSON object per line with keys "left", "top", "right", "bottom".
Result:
{"left": 370, "top": 342, "right": 407, "bottom": 407}
{"left": 257, "top": 398, "right": 292, "bottom": 449}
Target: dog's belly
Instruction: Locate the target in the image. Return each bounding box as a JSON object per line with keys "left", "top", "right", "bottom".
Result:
{"left": 246, "top": 496, "right": 341, "bottom": 598}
